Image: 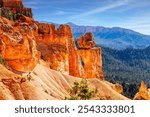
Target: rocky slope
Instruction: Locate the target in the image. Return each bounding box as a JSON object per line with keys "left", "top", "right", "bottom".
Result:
{"left": 0, "top": 64, "right": 128, "bottom": 100}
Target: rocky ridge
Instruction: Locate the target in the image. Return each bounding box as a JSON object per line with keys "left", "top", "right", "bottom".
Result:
{"left": 0, "top": 0, "right": 32, "bottom": 20}
{"left": 0, "top": 15, "right": 104, "bottom": 80}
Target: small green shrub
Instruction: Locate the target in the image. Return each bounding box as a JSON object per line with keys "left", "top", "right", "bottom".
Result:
{"left": 65, "top": 79, "right": 97, "bottom": 100}
{"left": 0, "top": 56, "right": 6, "bottom": 66}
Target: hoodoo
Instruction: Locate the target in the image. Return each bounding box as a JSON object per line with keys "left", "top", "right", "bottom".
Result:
{"left": 0, "top": 0, "right": 135, "bottom": 100}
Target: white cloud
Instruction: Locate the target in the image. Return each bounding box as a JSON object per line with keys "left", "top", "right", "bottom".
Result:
{"left": 71, "top": 0, "right": 129, "bottom": 18}
{"left": 116, "top": 13, "right": 150, "bottom": 35}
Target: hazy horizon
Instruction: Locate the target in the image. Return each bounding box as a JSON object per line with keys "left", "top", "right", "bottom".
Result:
{"left": 24, "top": 0, "right": 150, "bottom": 35}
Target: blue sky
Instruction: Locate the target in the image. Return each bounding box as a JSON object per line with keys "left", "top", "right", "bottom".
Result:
{"left": 24, "top": 0, "right": 150, "bottom": 35}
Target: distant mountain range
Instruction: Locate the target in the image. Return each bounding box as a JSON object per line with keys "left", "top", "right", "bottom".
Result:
{"left": 65, "top": 22, "right": 150, "bottom": 50}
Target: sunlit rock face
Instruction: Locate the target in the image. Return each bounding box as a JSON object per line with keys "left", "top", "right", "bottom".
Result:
{"left": 77, "top": 32, "right": 104, "bottom": 79}
{"left": 111, "top": 83, "right": 123, "bottom": 94}
{"left": 134, "top": 81, "right": 150, "bottom": 100}
{"left": 0, "top": 16, "right": 104, "bottom": 79}
{"left": 35, "top": 23, "right": 81, "bottom": 75}
{"left": 78, "top": 32, "right": 96, "bottom": 49}
{"left": 0, "top": 17, "right": 40, "bottom": 72}
{"left": 2, "top": 0, "right": 24, "bottom": 9}
{"left": 35, "top": 23, "right": 104, "bottom": 79}
{"left": 0, "top": 0, "right": 32, "bottom": 15}
{"left": 35, "top": 23, "right": 70, "bottom": 74}
{"left": 77, "top": 48, "right": 104, "bottom": 80}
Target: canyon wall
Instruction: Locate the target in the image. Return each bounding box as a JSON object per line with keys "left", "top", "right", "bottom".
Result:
{"left": 0, "top": 17, "right": 40, "bottom": 72}
{"left": 0, "top": 16, "right": 104, "bottom": 79}
{"left": 0, "top": 0, "right": 104, "bottom": 79}
{"left": 0, "top": 0, "right": 32, "bottom": 18}
{"left": 35, "top": 23, "right": 104, "bottom": 79}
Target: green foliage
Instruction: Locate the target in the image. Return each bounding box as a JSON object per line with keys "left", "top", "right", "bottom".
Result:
{"left": 100, "top": 46, "right": 150, "bottom": 84}
{"left": 0, "top": 56, "right": 7, "bottom": 67}
{"left": 122, "top": 82, "right": 139, "bottom": 99}
{"left": 96, "top": 45, "right": 150, "bottom": 98}
{"left": 23, "top": 10, "right": 32, "bottom": 18}
{"left": 0, "top": 6, "right": 33, "bottom": 21}
{"left": 1, "top": 7, "right": 13, "bottom": 20}
{"left": 65, "top": 79, "right": 97, "bottom": 100}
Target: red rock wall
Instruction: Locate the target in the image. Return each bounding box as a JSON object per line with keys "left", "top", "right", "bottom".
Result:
{"left": 0, "top": 16, "right": 104, "bottom": 79}
{"left": 35, "top": 23, "right": 104, "bottom": 79}
{"left": 1, "top": 0, "right": 32, "bottom": 16}
{"left": 35, "top": 23, "right": 81, "bottom": 75}
{"left": 35, "top": 23, "right": 69, "bottom": 73}
{"left": 77, "top": 48, "right": 104, "bottom": 80}
{"left": 2, "top": 0, "right": 23, "bottom": 9}
{"left": 78, "top": 32, "right": 96, "bottom": 49}
{"left": 0, "top": 17, "right": 40, "bottom": 72}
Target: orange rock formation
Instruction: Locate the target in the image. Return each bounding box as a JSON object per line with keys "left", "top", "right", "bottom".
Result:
{"left": 0, "top": 17, "right": 40, "bottom": 72}
{"left": 77, "top": 33, "right": 104, "bottom": 79}
{"left": 0, "top": 0, "right": 131, "bottom": 100}
{"left": 78, "top": 32, "right": 96, "bottom": 49}
{"left": 0, "top": 0, "right": 32, "bottom": 16}
{"left": 35, "top": 23, "right": 104, "bottom": 79}
{"left": 134, "top": 81, "right": 150, "bottom": 100}
{"left": 0, "top": 0, "right": 104, "bottom": 79}
{"left": 111, "top": 83, "right": 123, "bottom": 94}
{"left": 0, "top": 16, "right": 104, "bottom": 79}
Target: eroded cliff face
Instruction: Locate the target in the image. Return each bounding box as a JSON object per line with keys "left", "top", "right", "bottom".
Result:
{"left": 134, "top": 81, "right": 150, "bottom": 100}
{"left": 35, "top": 23, "right": 104, "bottom": 79}
{"left": 0, "top": 17, "right": 40, "bottom": 72}
{"left": 78, "top": 32, "right": 96, "bottom": 49}
{"left": 0, "top": 0, "right": 132, "bottom": 100}
{"left": 77, "top": 33, "right": 104, "bottom": 80}
{"left": 0, "top": 16, "right": 104, "bottom": 79}
{"left": 35, "top": 23, "right": 73, "bottom": 74}
{"left": 1, "top": 0, "right": 32, "bottom": 14}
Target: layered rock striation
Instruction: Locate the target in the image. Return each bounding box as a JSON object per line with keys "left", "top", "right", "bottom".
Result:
{"left": 0, "top": 17, "right": 40, "bottom": 72}
{"left": 0, "top": 0, "right": 104, "bottom": 79}
{"left": 77, "top": 33, "right": 104, "bottom": 79}
{"left": 0, "top": 16, "right": 104, "bottom": 79}
{"left": 35, "top": 23, "right": 104, "bottom": 79}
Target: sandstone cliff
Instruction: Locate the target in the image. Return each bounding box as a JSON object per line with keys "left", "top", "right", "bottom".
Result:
{"left": 0, "top": 0, "right": 32, "bottom": 20}
{"left": 0, "top": 17, "right": 40, "bottom": 72}
{"left": 0, "top": 0, "right": 129, "bottom": 100}
{"left": 35, "top": 22, "right": 104, "bottom": 79}
{"left": 77, "top": 32, "right": 104, "bottom": 79}
{"left": 0, "top": 16, "right": 104, "bottom": 79}
{"left": 134, "top": 81, "right": 150, "bottom": 100}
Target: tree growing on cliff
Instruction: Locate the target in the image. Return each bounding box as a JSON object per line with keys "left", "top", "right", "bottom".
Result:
{"left": 0, "top": 55, "right": 7, "bottom": 68}
{"left": 65, "top": 79, "right": 97, "bottom": 100}
{"left": 1, "top": 7, "right": 13, "bottom": 20}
